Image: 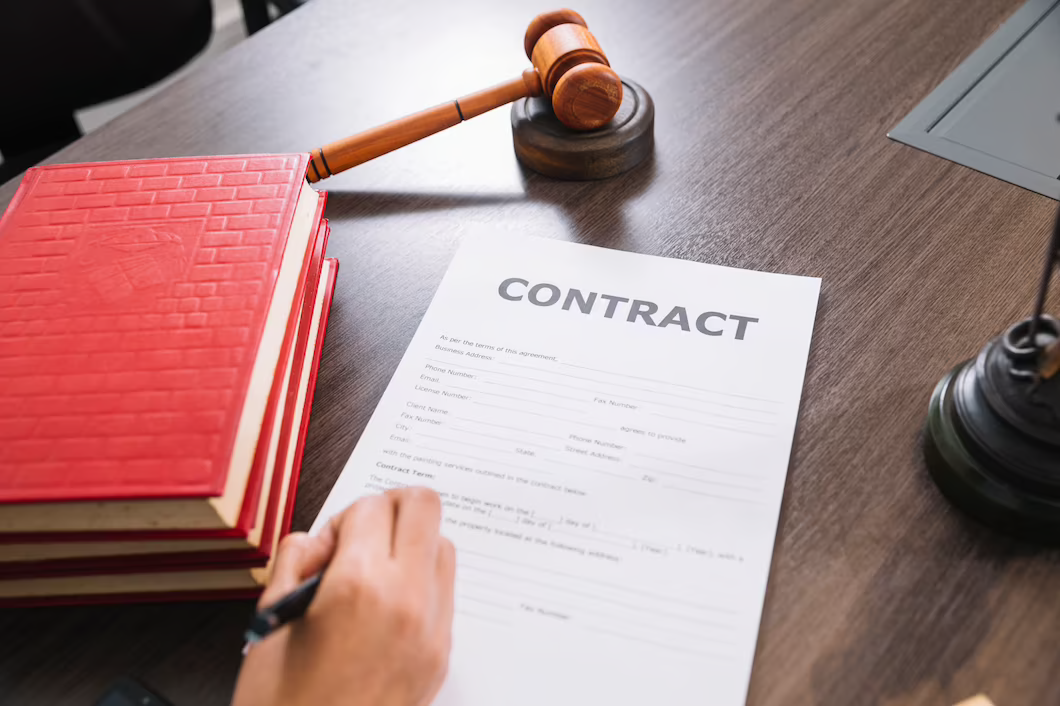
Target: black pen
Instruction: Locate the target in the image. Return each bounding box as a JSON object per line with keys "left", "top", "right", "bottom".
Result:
{"left": 244, "top": 574, "right": 321, "bottom": 650}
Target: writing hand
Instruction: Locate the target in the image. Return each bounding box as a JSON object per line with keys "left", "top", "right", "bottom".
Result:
{"left": 232, "top": 487, "right": 456, "bottom": 706}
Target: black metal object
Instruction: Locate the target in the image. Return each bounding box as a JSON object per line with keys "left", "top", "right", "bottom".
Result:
{"left": 240, "top": 0, "right": 309, "bottom": 34}
{"left": 1026, "top": 201, "right": 1060, "bottom": 346}
{"left": 924, "top": 208, "right": 1060, "bottom": 542}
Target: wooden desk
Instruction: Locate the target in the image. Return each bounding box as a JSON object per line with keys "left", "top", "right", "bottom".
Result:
{"left": 1, "top": 0, "right": 1056, "bottom": 703}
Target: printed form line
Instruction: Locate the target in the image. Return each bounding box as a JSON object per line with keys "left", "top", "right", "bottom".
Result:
{"left": 531, "top": 453, "right": 639, "bottom": 482}
{"left": 627, "top": 464, "right": 762, "bottom": 492}
{"left": 482, "top": 377, "right": 775, "bottom": 425}
{"left": 461, "top": 549, "right": 737, "bottom": 615}
{"left": 497, "top": 358, "right": 780, "bottom": 407}
{"left": 480, "top": 379, "right": 588, "bottom": 404}
{"left": 559, "top": 360, "right": 781, "bottom": 405}
{"left": 446, "top": 383, "right": 586, "bottom": 414}
{"left": 666, "top": 486, "right": 765, "bottom": 506}
{"left": 444, "top": 425, "right": 561, "bottom": 451}
{"left": 460, "top": 594, "right": 514, "bottom": 611}
{"left": 651, "top": 412, "right": 777, "bottom": 438}
{"left": 451, "top": 416, "right": 569, "bottom": 441}
{"left": 473, "top": 402, "right": 611, "bottom": 430}
{"left": 459, "top": 564, "right": 736, "bottom": 628}
{"left": 458, "top": 578, "right": 737, "bottom": 649}
{"left": 582, "top": 626, "right": 735, "bottom": 660}
{"left": 633, "top": 454, "right": 763, "bottom": 480}
{"left": 418, "top": 432, "right": 537, "bottom": 458}
{"left": 430, "top": 357, "right": 778, "bottom": 416}
{"left": 407, "top": 442, "right": 553, "bottom": 477}
{"left": 457, "top": 610, "right": 511, "bottom": 627}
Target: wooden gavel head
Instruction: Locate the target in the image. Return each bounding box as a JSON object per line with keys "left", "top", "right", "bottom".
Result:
{"left": 523, "top": 9, "right": 623, "bottom": 130}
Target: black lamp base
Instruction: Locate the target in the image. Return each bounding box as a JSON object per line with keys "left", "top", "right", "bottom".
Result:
{"left": 924, "top": 317, "right": 1060, "bottom": 543}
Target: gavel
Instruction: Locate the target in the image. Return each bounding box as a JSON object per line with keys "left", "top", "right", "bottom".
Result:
{"left": 306, "top": 9, "right": 622, "bottom": 183}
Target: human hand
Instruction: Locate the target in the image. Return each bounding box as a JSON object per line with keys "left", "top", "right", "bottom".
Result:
{"left": 232, "top": 487, "right": 456, "bottom": 706}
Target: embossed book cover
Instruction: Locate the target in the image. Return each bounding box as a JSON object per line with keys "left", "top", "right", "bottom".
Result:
{"left": 0, "top": 155, "right": 341, "bottom": 603}
{"left": 0, "top": 155, "right": 323, "bottom": 538}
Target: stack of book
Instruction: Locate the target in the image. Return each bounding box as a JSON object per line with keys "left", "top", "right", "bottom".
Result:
{"left": 0, "top": 154, "right": 336, "bottom": 605}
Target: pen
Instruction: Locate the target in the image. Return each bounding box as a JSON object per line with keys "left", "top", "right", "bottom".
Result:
{"left": 244, "top": 574, "right": 321, "bottom": 649}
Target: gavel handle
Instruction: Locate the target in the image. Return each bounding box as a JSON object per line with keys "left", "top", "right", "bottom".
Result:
{"left": 307, "top": 68, "right": 543, "bottom": 182}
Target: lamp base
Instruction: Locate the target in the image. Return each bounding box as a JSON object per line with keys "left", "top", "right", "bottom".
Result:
{"left": 924, "top": 317, "right": 1060, "bottom": 543}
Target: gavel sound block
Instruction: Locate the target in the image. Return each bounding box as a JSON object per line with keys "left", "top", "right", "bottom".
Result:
{"left": 511, "top": 77, "right": 653, "bottom": 180}
{"left": 307, "top": 9, "right": 653, "bottom": 183}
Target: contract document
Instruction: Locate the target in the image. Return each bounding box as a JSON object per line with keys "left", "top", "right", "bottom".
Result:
{"left": 313, "top": 234, "right": 821, "bottom": 705}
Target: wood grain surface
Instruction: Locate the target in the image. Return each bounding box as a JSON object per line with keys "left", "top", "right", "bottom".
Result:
{"left": 1, "top": 0, "right": 1057, "bottom": 704}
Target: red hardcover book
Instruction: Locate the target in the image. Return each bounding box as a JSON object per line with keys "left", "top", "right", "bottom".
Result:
{"left": 0, "top": 258, "right": 340, "bottom": 605}
{"left": 0, "top": 222, "right": 333, "bottom": 576}
{"left": 0, "top": 219, "right": 334, "bottom": 574}
{"left": 0, "top": 155, "right": 323, "bottom": 538}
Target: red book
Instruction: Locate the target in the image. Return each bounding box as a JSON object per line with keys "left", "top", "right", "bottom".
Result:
{"left": 0, "top": 259, "right": 340, "bottom": 604}
{"left": 0, "top": 155, "right": 323, "bottom": 538}
{"left": 0, "top": 222, "right": 333, "bottom": 576}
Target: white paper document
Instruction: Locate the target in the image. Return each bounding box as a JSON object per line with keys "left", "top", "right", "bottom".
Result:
{"left": 313, "top": 234, "right": 821, "bottom": 705}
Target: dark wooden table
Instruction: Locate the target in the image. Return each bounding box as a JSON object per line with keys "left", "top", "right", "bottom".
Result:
{"left": 2, "top": 0, "right": 1057, "bottom": 704}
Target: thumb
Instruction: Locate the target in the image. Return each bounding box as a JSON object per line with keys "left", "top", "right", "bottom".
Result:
{"left": 259, "top": 530, "right": 336, "bottom": 608}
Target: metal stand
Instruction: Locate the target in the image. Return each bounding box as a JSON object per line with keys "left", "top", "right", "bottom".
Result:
{"left": 924, "top": 208, "right": 1060, "bottom": 541}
